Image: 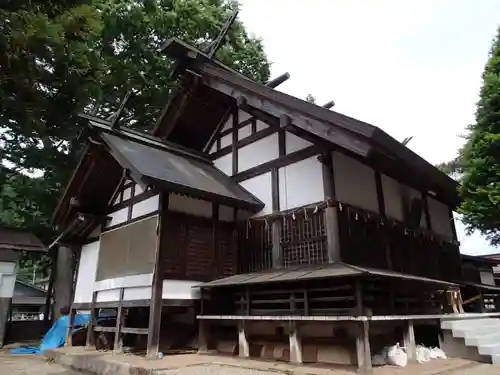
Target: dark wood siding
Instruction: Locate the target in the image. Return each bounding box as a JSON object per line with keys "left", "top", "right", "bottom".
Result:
{"left": 160, "top": 212, "right": 237, "bottom": 281}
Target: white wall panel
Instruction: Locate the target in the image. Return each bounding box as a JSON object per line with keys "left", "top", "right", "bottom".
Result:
{"left": 96, "top": 289, "right": 120, "bottom": 302}
{"left": 240, "top": 172, "right": 273, "bottom": 216}
{"left": 238, "top": 124, "right": 252, "bottom": 141}
{"left": 123, "top": 286, "right": 151, "bottom": 300}
{"left": 286, "top": 132, "right": 312, "bottom": 154}
{"left": 0, "top": 261, "right": 16, "bottom": 298}
{"left": 73, "top": 241, "right": 100, "bottom": 304}
{"left": 169, "top": 194, "right": 212, "bottom": 218}
{"left": 131, "top": 194, "right": 159, "bottom": 219}
{"left": 134, "top": 184, "right": 144, "bottom": 196}
{"left": 382, "top": 174, "right": 404, "bottom": 221}
{"left": 256, "top": 120, "right": 268, "bottom": 131}
{"left": 94, "top": 273, "right": 153, "bottom": 291}
{"left": 214, "top": 153, "right": 232, "bottom": 176}
{"left": 428, "top": 197, "right": 453, "bottom": 239}
{"left": 122, "top": 186, "right": 132, "bottom": 201}
{"left": 480, "top": 270, "right": 495, "bottom": 286}
{"left": 222, "top": 114, "right": 232, "bottom": 131}
{"left": 333, "top": 152, "right": 378, "bottom": 213}
{"left": 162, "top": 280, "right": 201, "bottom": 299}
{"left": 238, "top": 133, "right": 279, "bottom": 172}
{"left": 220, "top": 134, "right": 232, "bottom": 148}
{"left": 279, "top": 156, "right": 323, "bottom": 211}
{"left": 106, "top": 207, "right": 128, "bottom": 227}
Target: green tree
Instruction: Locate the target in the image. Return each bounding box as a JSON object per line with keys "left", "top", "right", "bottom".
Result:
{"left": 1, "top": 0, "right": 271, "bottom": 274}
{"left": 459, "top": 27, "right": 500, "bottom": 245}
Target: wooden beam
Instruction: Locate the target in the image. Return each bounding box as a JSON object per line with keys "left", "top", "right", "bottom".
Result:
{"left": 146, "top": 192, "right": 168, "bottom": 358}
{"left": 319, "top": 152, "right": 341, "bottom": 263}
{"left": 271, "top": 166, "right": 282, "bottom": 268}
{"left": 232, "top": 146, "right": 318, "bottom": 183}
{"left": 86, "top": 291, "right": 97, "bottom": 348}
{"left": 375, "top": 171, "right": 393, "bottom": 270}
{"left": 44, "top": 248, "right": 57, "bottom": 323}
{"left": 232, "top": 107, "right": 239, "bottom": 175}
{"left": 356, "top": 321, "right": 372, "bottom": 373}
{"left": 266, "top": 73, "right": 290, "bottom": 88}
{"left": 113, "top": 288, "right": 125, "bottom": 353}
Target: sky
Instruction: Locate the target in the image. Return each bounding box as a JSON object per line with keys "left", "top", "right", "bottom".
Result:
{"left": 238, "top": 0, "right": 500, "bottom": 256}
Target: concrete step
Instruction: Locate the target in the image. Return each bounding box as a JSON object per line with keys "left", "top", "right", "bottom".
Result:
{"left": 441, "top": 318, "right": 500, "bottom": 330}
{"left": 478, "top": 343, "right": 500, "bottom": 356}
{"left": 491, "top": 353, "right": 500, "bottom": 365}
{"left": 465, "top": 332, "right": 500, "bottom": 347}
{"left": 453, "top": 324, "right": 500, "bottom": 338}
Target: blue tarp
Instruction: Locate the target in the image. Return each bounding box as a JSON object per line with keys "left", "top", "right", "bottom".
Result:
{"left": 11, "top": 314, "right": 90, "bottom": 355}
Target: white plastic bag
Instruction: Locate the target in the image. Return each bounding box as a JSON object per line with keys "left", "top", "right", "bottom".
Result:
{"left": 387, "top": 343, "right": 408, "bottom": 367}
{"left": 416, "top": 345, "right": 431, "bottom": 363}
{"left": 429, "top": 347, "right": 447, "bottom": 360}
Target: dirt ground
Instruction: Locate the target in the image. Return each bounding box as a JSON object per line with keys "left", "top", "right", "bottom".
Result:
{"left": 1, "top": 349, "right": 499, "bottom": 375}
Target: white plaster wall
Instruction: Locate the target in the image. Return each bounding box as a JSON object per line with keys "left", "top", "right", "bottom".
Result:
{"left": 122, "top": 186, "right": 132, "bottom": 201}
{"left": 404, "top": 186, "right": 427, "bottom": 229}
{"left": 286, "top": 132, "right": 312, "bottom": 154}
{"left": 169, "top": 194, "right": 212, "bottom": 218}
{"left": 106, "top": 207, "right": 128, "bottom": 228}
{"left": 131, "top": 194, "right": 159, "bottom": 219}
{"left": 220, "top": 133, "right": 232, "bottom": 148}
{"left": 333, "top": 151, "right": 379, "bottom": 213}
{"left": 480, "top": 270, "right": 495, "bottom": 286}
{"left": 238, "top": 124, "right": 252, "bottom": 140}
{"left": 279, "top": 156, "right": 323, "bottom": 211}
{"left": 73, "top": 241, "right": 100, "bottom": 304}
{"left": 256, "top": 120, "right": 268, "bottom": 131}
{"left": 240, "top": 172, "right": 273, "bottom": 216}
{"left": 214, "top": 153, "right": 232, "bottom": 176}
{"left": 0, "top": 261, "right": 17, "bottom": 299}
{"left": 94, "top": 273, "right": 153, "bottom": 291}
{"left": 382, "top": 174, "right": 404, "bottom": 221}
{"left": 238, "top": 133, "right": 279, "bottom": 173}
{"left": 96, "top": 279, "right": 201, "bottom": 302}
{"left": 428, "top": 197, "right": 453, "bottom": 239}
{"left": 134, "top": 183, "right": 144, "bottom": 196}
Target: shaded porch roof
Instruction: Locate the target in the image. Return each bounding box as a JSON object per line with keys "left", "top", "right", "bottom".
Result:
{"left": 197, "top": 262, "right": 459, "bottom": 289}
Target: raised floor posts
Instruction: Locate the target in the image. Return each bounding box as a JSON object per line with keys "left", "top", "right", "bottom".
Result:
{"left": 289, "top": 321, "right": 303, "bottom": 364}
{"left": 238, "top": 321, "right": 249, "bottom": 358}
{"left": 403, "top": 320, "right": 416, "bottom": 362}
{"left": 356, "top": 321, "right": 372, "bottom": 373}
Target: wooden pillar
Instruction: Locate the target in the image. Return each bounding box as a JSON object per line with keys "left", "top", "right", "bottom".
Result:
{"left": 53, "top": 245, "right": 74, "bottom": 319}
{"left": 375, "top": 171, "right": 392, "bottom": 270}
{"left": 319, "top": 152, "right": 341, "bottom": 263}
{"left": 44, "top": 248, "right": 57, "bottom": 323}
{"left": 65, "top": 308, "right": 76, "bottom": 346}
{"left": 86, "top": 291, "right": 97, "bottom": 348}
{"left": 113, "top": 288, "right": 125, "bottom": 353}
{"left": 146, "top": 192, "right": 168, "bottom": 358}
{"left": 271, "top": 168, "right": 282, "bottom": 268}
{"left": 356, "top": 321, "right": 372, "bottom": 373}
{"left": 403, "top": 320, "right": 416, "bottom": 362}
{"left": 238, "top": 320, "right": 249, "bottom": 358}
{"left": 289, "top": 321, "right": 303, "bottom": 364}
{"left": 198, "top": 319, "right": 209, "bottom": 353}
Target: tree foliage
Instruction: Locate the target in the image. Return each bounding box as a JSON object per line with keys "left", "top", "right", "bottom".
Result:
{"left": 459, "top": 27, "right": 500, "bottom": 245}
{"left": 0, "top": 0, "right": 271, "bottom": 274}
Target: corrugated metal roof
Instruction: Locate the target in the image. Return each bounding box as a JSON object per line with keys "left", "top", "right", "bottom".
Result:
{"left": 198, "top": 262, "right": 458, "bottom": 288}
{"left": 101, "top": 133, "right": 263, "bottom": 211}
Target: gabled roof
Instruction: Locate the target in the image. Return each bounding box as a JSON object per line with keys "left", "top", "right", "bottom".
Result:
{"left": 0, "top": 226, "right": 46, "bottom": 252}
{"left": 154, "top": 38, "right": 460, "bottom": 208}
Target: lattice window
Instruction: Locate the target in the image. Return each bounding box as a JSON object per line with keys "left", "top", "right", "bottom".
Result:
{"left": 281, "top": 210, "right": 327, "bottom": 267}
